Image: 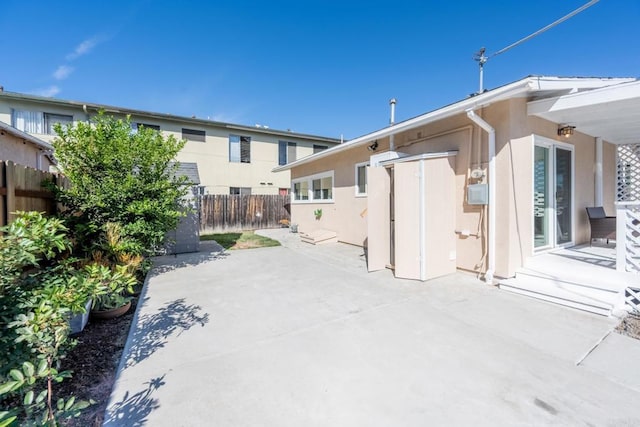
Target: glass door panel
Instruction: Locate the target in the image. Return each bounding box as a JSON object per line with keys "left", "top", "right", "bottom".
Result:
{"left": 555, "top": 147, "right": 573, "bottom": 245}
{"left": 534, "top": 146, "right": 551, "bottom": 248}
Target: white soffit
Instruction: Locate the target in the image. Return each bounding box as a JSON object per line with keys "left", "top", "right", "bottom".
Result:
{"left": 527, "top": 80, "right": 640, "bottom": 145}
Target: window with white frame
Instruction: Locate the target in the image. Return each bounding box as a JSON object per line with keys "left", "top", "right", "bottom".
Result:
{"left": 292, "top": 171, "right": 334, "bottom": 202}
{"left": 12, "top": 110, "right": 73, "bottom": 135}
{"left": 355, "top": 161, "right": 368, "bottom": 196}
{"left": 229, "top": 134, "right": 251, "bottom": 163}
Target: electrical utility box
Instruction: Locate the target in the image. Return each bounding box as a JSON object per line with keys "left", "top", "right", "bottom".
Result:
{"left": 467, "top": 183, "right": 488, "bottom": 205}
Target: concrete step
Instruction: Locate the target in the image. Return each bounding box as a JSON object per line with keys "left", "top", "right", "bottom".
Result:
{"left": 499, "top": 276, "right": 616, "bottom": 316}
{"left": 516, "top": 267, "right": 623, "bottom": 296}
{"left": 299, "top": 229, "right": 338, "bottom": 245}
{"left": 523, "top": 251, "right": 634, "bottom": 294}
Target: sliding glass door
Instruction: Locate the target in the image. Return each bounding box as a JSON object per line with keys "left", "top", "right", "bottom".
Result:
{"left": 534, "top": 139, "right": 574, "bottom": 251}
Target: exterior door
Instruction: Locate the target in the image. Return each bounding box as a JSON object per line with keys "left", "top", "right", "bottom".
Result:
{"left": 534, "top": 138, "right": 574, "bottom": 251}
{"left": 367, "top": 166, "right": 391, "bottom": 271}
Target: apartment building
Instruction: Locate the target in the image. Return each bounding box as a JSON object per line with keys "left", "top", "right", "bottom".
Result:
{"left": 0, "top": 89, "right": 340, "bottom": 194}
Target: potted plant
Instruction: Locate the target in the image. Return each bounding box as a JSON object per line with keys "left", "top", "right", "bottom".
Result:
{"left": 314, "top": 208, "right": 323, "bottom": 220}
{"left": 86, "top": 263, "right": 137, "bottom": 320}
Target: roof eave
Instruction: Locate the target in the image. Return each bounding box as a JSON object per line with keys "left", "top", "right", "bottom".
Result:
{"left": 272, "top": 76, "right": 637, "bottom": 172}
{"left": 0, "top": 91, "right": 341, "bottom": 144}
{"left": 0, "top": 121, "right": 54, "bottom": 151}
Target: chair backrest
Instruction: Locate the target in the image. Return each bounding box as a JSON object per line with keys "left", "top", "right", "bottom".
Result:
{"left": 586, "top": 207, "right": 606, "bottom": 219}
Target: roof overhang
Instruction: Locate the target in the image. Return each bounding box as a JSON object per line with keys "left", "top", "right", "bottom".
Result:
{"left": 0, "top": 91, "right": 340, "bottom": 145}
{"left": 528, "top": 80, "right": 640, "bottom": 145}
{"left": 273, "top": 76, "right": 635, "bottom": 172}
{"left": 0, "top": 121, "right": 54, "bottom": 152}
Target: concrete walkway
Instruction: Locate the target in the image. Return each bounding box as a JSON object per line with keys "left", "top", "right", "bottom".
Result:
{"left": 104, "top": 230, "right": 640, "bottom": 426}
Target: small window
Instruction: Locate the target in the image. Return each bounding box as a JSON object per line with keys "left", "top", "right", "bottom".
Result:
{"left": 312, "top": 176, "right": 333, "bottom": 200}
{"left": 134, "top": 122, "right": 160, "bottom": 131}
{"left": 292, "top": 181, "right": 309, "bottom": 201}
{"left": 230, "top": 135, "right": 251, "bottom": 163}
{"left": 44, "top": 113, "right": 73, "bottom": 135}
{"left": 278, "top": 141, "right": 296, "bottom": 165}
{"left": 182, "top": 128, "right": 206, "bottom": 142}
{"left": 313, "top": 144, "right": 328, "bottom": 154}
{"left": 355, "top": 162, "right": 369, "bottom": 196}
{"left": 230, "top": 187, "right": 251, "bottom": 196}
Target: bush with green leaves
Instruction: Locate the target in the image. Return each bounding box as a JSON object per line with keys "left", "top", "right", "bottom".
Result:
{"left": 49, "top": 112, "right": 189, "bottom": 256}
{"left": 0, "top": 212, "right": 95, "bottom": 426}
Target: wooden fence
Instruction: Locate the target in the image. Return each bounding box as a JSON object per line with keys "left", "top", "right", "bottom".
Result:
{"left": 199, "top": 194, "right": 290, "bottom": 233}
{"left": 0, "top": 161, "right": 63, "bottom": 226}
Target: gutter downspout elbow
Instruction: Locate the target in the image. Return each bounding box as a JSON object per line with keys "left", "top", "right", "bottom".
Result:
{"left": 466, "top": 109, "right": 496, "bottom": 285}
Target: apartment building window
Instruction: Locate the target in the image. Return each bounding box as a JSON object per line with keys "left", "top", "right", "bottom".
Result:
{"left": 229, "top": 135, "right": 251, "bottom": 163}
{"left": 355, "top": 162, "right": 368, "bottom": 196}
{"left": 278, "top": 141, "right": 296, "bottom": 166}
{"left": 182, "top": 128, "right": 206, "bottom": 142}
{"left": 230, "top": 187, "right": 251, "bottom": 196}
{"left": 132, "top": 122, "right": 160, "bottom": 131}
{"left": 12, "top": 110, "right": 73, "bottom": 135}
{"left": 313, "top": 144, "right": 328, "bottom": 154}
{"left": 292, "top": 171, "right": 334, "bottom": 202}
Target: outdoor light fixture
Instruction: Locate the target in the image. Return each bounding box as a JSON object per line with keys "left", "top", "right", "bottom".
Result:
{"left": 558, "top": 125, "right": 575, "bottom": 138}
{"left": 367, "top": 140, "right": 379, "bottom": 151}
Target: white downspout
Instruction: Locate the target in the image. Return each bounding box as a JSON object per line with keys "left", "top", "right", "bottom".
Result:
{"left": 466, "top": 109, "right": 496, "bottom": 285}
{"left": 595, "top": 137, "right": 603, "bottom": 206}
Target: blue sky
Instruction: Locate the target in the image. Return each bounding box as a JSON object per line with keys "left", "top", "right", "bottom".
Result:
{"left": 1, "top": 0, "right": 638, "bottom": 139}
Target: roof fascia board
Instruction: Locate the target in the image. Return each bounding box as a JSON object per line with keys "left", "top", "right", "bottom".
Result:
{"left": 527, "top": 76, "right": 635, "bottom": 91}
{"left": 274, "top": 76, "right": 638, "bottom": 172}
{"left": 273, "top": 77, "right": 535, "bottom": 172}
{"left": 528, "top": 80, "right": 640, "bottom": 116}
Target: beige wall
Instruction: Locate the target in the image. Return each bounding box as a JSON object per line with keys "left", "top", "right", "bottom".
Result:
{"left": 291, "top": 143, "right": 374, "bottom": 246}
{"left": 0, "top": 97, "right": 336, "bottom": 195}
{"left": 291, "top": 97, "right": 611, "bottom": 280}
{"left": 493, "top": 98, "right": 599, "bottom": 277}
{"left": 0, "top": 131, "right": 53, "bottom": 170}
{"left": 291, "top": 114, "right": 487, "bottom": 274}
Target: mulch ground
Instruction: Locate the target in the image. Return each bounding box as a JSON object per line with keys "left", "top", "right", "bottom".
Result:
{"left": 57, "top": 297, "right": 138, "bottom": 427}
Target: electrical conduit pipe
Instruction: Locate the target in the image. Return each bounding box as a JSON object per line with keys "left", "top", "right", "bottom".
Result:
{"left": 466, "top": 109, "right": 495, "bottom": 285}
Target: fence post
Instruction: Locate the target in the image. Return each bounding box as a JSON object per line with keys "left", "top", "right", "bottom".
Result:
{"left": 6, "top": 161, "right": 16, "bottom": 224}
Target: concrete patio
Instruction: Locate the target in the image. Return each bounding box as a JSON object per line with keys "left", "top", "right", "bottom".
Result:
{"left": 104, "top": 230, "right": 640, "bottom": 426}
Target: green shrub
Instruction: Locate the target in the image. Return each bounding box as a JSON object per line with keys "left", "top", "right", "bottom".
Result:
{"left": 48, "top": 112, "right": 189, "bottom": 257}
{"left": 0, "top": 212, "right": 94, "bottom": 426}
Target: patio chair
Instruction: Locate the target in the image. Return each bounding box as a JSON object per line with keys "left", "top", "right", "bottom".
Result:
{"left": 585, "top": 207, "right": 616, "bottom": 246}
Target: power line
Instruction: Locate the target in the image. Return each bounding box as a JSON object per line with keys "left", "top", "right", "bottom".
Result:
{"left": 491, "top": 0, "right": 600, "bottom": 59}
{"left": 474, "top": 0, "right": 601, "bottom": 92}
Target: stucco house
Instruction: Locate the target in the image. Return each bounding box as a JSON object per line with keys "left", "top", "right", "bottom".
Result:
{"left": 0, "top": 89, "right": 340, "bottom": 195}
{"left": 275, "top": 76, "right": 640, "bottom": 316}
{"left": 0, "top": 120, "right": 55, "bottom": 171}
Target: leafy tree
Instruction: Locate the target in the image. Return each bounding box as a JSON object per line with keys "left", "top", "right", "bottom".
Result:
{"left": 50, "top": 112, "right": 189, "bottom": 256}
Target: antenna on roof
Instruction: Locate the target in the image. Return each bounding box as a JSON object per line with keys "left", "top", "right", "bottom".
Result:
{"left": 473, "top": 0, "right": 600, "bottom": 94}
